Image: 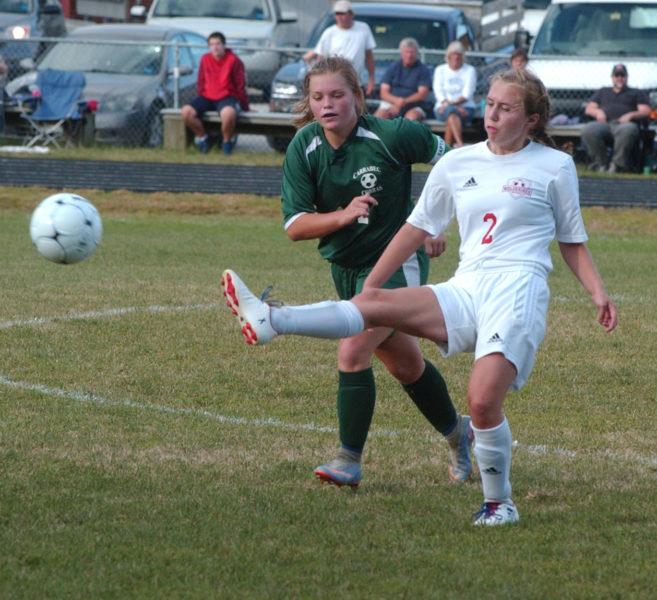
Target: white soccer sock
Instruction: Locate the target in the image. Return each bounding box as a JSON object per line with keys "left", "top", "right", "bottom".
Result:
{"left": 472, "top": 417, "right": 513, "bottom": 503}
{"left": 271, "top": 300, "right": 364, "bottom": 339}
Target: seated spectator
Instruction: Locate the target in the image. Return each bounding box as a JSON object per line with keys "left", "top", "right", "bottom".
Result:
{"left": 510, "top": 47, "right": 529, "bottom": 69}
{"left": 581, "top": 63, "right": 651, "bottom": 173}
{"left": 374, "top": 37, "right": 433, "bottom": 121}
{"left": 181, "top": 31, "right": 250, "bottom": 155}
{"left": 432, "top": 41, "right": 477, "bottom": 147}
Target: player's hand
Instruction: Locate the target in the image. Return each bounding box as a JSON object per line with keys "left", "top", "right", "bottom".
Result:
{"left": 345, "top": 193, "right": 378, "bottom": 224}
{"left": 424, "top": 233, "right": 446, "bottom": 257}
{"left": 595, "top": 294, "right": 618, "bottom": 333}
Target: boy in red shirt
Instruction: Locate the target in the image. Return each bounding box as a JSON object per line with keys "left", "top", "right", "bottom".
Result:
{"left": 181, "top": 31, "right": 250, "bottom": 154}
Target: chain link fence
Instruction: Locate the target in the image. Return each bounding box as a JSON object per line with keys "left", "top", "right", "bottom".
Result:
{"left": 1, "top": 37, "right": 656, "bottom": 154}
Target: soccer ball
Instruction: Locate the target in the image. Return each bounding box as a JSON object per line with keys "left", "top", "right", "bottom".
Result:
{"left": 30, "top": 193, "right": 103, "bottom": 264}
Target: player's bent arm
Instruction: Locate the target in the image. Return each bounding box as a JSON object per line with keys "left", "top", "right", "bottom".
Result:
{"left": 286, "top": 193, "right": 378, "bottom": 241}
{"left": 286, "top": 212, "right": 349, "bottom": 241}
{"left": 364, "top": 223, "right": 429, "bottom": 289}
{"left": 559, "top": 241, "right": 618, "bottom": 332}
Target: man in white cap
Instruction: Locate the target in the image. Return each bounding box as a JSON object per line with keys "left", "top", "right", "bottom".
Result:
{"left": 303, "top": 0, "right": 376, "bottom": 96}
{"left": 582, "top": 63, "right": 651, "bottom": 173}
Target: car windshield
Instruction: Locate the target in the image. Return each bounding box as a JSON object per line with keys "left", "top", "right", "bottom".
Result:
{"left": 0, "top": 0, "right": 33, "bottom": 14}
{"left": 523, "top": 0, "right": 550, "bottom": 9}
{"left": 153, "top": 0, "right": 270, "bottom": 20}
{"left": 38, "top": 41, "right": 164, "bottom": 75}
{"left": 533, "top": 2, "right": 657, "bottom": 56}
{"left": 309, "top": 13, "right": 449, "bottom": 54}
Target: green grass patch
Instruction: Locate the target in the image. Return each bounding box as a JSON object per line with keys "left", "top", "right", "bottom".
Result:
{"left": 1, "top": 187, "right": 656, "bottom": 599}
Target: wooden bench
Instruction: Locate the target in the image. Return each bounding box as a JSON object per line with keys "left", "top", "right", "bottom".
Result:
{"left": 161, "top": 108, "right": 585, "bottom": 151}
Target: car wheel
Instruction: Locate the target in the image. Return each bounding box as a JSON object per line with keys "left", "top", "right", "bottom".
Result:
{"left": 266, "top": 135, "right": 291, "bottom": 153}
{"left": 145, "top": 105, "right": 164, "bottom": 147}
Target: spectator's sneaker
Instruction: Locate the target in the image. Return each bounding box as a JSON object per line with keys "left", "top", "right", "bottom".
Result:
{"left": 195, "top": 136, "right": 208, "bottom": 153}
{"left": 448, "top": 415, "right": 474, "bottom": 483}
{"left": 222, "top": 141, "right": 233, "bottom": 155}
{"left": 472, "top": 501, "right": 519, "bottom": 526}
{"left": 314, "top": 459, "right": 362, "bottom": 487}
{"left": 221, "top": 269, "right": 277, "bottom": 345}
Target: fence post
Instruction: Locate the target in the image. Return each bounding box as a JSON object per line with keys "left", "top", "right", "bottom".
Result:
{"left": 173, "top": 42, "right": 180, "bottom": 109}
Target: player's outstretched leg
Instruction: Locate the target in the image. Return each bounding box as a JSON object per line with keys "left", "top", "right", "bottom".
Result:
{"left": 221, "top": 269, "right": 278, "bottom": 345}
{"left": 446, "top": 415, "right": 474, "bottom": 483}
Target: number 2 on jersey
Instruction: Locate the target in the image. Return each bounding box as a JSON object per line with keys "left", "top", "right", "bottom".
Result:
{"left": 482, "top": 213, "right": 497, "bottom": 245}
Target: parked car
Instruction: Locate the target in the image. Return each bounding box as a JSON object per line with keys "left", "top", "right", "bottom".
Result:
{"left": 0, "top": 0, "right": 66, "bottom": 79}
{"left": 266, "top": 2, "right": 477, "bottom": 151}
{"left": 130, "top": 0, "right": 297, "bottom": 97}
{"left": 6, "top": 23, "right": 207, "bottom": 146}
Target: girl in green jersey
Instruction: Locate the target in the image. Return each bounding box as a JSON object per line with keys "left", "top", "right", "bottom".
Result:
{"left": 278, "top": 57, "right": 471, "bottom": 487}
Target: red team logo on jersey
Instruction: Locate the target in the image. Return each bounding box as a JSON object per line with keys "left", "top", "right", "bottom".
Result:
{"left": 502, "top": 177, "right": 533, "bottom": 199}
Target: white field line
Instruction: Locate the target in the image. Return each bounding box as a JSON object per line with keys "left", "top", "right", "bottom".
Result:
{"left": 1, "top": 374, "right": 656, "bottom": 466}
{"left": 2, "top": 302, "right": 656, "bottom": 467}
{"left": 0, "top": 303, "right": 218, "bottom": 330}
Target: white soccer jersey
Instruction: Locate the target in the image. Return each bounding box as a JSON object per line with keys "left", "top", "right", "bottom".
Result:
{"left": 409, "top": 141, "right": 588, "bottom": 278}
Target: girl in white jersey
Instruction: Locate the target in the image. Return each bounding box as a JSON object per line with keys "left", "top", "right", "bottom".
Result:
{"left": 221, "top": 69, "right": 618, "bottom": 526}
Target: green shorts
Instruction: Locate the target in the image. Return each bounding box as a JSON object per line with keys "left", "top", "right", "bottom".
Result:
{"left": 330, "top": 248, "right": 429, "bottom": 300}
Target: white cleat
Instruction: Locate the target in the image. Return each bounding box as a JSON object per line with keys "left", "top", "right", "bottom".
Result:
{"left": 472, "top": 500, "right": 519, "bottom": 526}
{"left": 221, "top": 269, "right": 278, "bottom": 345}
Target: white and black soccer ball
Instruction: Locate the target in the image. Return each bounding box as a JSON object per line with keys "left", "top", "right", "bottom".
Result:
{"left": 360, "top": 172, "right": 377, "bottom": 189}
{"left": 30, "top": 193, "right": 102, "bottom": 264}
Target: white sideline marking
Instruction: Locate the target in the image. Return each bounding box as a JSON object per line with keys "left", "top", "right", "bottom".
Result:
{"left": 2, "top": 303, "right": 655, "bottom": 466}
{"left": 0, "top": 304, "right": 218, "bottom": 330}
{"left": 1, "top": 374, "right": 656, "bottom": 466}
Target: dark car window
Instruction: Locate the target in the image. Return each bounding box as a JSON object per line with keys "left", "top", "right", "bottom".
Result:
{"left": 182, "top": 32, "right": 206, "bottom": 66}
{"left": 0, "top": 0, "right": 34, "bottom": 14}
{"left": 169, "top": 33, "right": 194, "bottom": 70}
{"left": 533, "top": 2, "right": 657, "bottom": 56}
{"left": 308, "top": 13, "right": 449, "bottom": 52}
{"left": 153, "top": 0, "right": 270, "bottom": 20}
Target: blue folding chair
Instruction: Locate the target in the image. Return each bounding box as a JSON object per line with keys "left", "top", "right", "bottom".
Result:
{"left": 21, "top": 69, "right": 87, "bottom": 149}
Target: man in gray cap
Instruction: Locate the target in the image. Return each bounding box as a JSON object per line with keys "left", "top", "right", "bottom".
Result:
{"left": 582, "top": 63, "right": 651, "bottom": 173}
{"left": 303, "top": 0, "right": 376, "bottom": 96}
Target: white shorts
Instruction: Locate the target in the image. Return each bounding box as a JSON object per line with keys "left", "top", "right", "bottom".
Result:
{"left": 429, "top": 270, "right": 550, "bottom": 390}
{"left": 378, "top": 100, "right": 427, "bottom": 120}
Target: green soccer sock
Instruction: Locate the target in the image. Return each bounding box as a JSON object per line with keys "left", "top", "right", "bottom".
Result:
{"left": 337, "top": 368, "right": 376, "bottom": 452}
{"left": 402, "top": 359, "right": 457, "bottom": 435}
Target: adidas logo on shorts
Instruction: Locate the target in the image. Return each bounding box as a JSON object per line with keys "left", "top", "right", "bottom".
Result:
{"left": 487, "top": 332, "right": 503, "bottom": 344}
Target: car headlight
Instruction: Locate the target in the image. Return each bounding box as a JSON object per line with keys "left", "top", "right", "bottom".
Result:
{"left": 11, "top": 25, "right": 29, "bottom": 40}
{"left": 99, "top": 94, "right": 141, "bottom": 113}
{"left": 271, "top": 81, "right": 300, "bottom": 97}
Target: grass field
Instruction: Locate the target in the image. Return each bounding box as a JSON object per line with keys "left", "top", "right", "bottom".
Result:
{"left": 1, "top": 186, "right": 656, "bottom": 599}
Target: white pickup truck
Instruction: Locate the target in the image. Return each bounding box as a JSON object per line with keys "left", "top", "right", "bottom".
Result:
{"left": 528, "top": 0, "right": 657, "bottom": 118}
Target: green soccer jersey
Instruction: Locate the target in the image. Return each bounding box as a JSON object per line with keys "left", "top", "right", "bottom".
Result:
{"left": 281, "top": 114, "right": 447, "bottom": 268}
